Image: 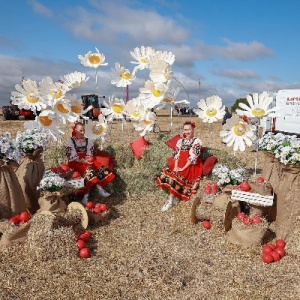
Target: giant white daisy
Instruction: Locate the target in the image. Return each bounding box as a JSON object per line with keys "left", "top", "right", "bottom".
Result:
{"left": 10, "top": 78, "right": 47, "bottom": 112}
{"left": 24, "top": 110, "right": 63, "bottom": 141}
{"left": 100, "top": 96, "right": 125, "bottom": 122}
{"left": 220, "top": 115, "right": 255, "bottom": 152}
{"left": 133, "top": 110, "right": 157, "bottom": 136}
{"left": 236, "top": 91, "right": 280, "bottom": 118}
{"left": 39, "top": 76, "right": 68, "bottom": 106}
{"left": 194, "top": 95, "right": 225, "bottom": 123}
{"left": 149, "top": 60, "right": 173, "bottom": 83}
{"left": 124, "top": 97, "right": 146, "bottom": 121}
{"left": 78, "top": 47, "right": 108, "bottom": 68}
{"left": 130, "top": 46, "right": 155, "bottom": 71}
{"left": 150, "top": 50, "right": 175, "bottom": 66}
{"left": 52, "top": 99, "right": 78, "bottom": 123}
{"left": 111, "top": 63, "right": 136, "bottom": 87}
{"left": 61, "top": 71, "right": 89, "bottom": 90}
{"left": 85, "top": 115, "right": 107, "bottom": 140}
{"left": 139, "top": 80, "right": 169, "bottom": 109}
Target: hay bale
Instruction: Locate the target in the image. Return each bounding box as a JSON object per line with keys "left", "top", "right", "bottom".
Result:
{"left": 27, "top": 213, "right": 77, "bottom": 261}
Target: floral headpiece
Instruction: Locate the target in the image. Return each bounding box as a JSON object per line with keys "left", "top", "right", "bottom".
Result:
{"left": 184, "top": 121, "right": 196, "bottom": 128}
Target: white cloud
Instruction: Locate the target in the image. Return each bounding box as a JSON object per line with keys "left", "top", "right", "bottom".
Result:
{"left": 28, "top": 0, "right": 53, "bottom": 18}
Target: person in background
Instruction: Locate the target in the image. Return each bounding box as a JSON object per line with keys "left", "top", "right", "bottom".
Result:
{"left": 248, "top": 116, "right": 260, "bottom": 152}
{"left": 156, "top": 121, "right": 203, "bottom": 211}
{"left": 66, "top": 122, "right": 115, "bottom": 204}
{"left": 222, "top": 107, "right": 232, "bottom": 125}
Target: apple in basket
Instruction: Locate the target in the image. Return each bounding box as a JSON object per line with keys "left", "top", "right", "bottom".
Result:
{"left": 257, "top": 176, "right": 265, "bottom": 184}
{"left": 275, "top": 239, "right": 286, "bottom": 248}
{"left": 19, "top": 211, "right": 31, "bottom": 222}
{"left": 236, "top": 212, "right": 246, "bottom": 221}
{"left": 95, "top": 203, "right": 109, "bottom": 213}
{"left": 60, "top": 163, "right": 70, "bottom": 172}
{"left": 72, "top": 171, "right": 81, "bottom": 179}
{"left": 203, "top": 185, "right": 212, "bottom": 195}
{"left": 210, "top": 182, "right": 219, "bottom": 194}
{"left": 251, "top": 215, "right": 262, "bottom": 224}
{"left": 242, "top": 217, "right": 252, "bottom": 226}
{"left": 77, "top": 239, "right": 86, "bottom": 250}
{"left": 240, "top": 181, "right": 251, "bottom": 192}
{"left": 9, "top": 214, "right": 20, "bottom": 225}
{"left": 79, "top": 230, "right": 92, "bottom": 242}
{"left": 85, "top": 202, "right": 94, "bottom": 210}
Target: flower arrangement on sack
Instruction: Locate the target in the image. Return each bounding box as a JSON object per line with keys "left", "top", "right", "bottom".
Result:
{"left": 0, "top": 132, "right": 20, "bottom": 162}
{"left": 37, "top": 170, "right": 67, "bottom": 192}
{"left": 15, "top": 128, "right": 50, "bottom": 155}
{"left": 259, "top": 132, "right": 300, "bottom": 166}
{"left": 212, "top": 164, "right": 245, "bottom": 186}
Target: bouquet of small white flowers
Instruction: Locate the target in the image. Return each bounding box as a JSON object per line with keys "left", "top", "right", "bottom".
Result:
{"left": 15, "top": 128, "right": 50, "bottom": 155}
{"left": 212, "top": 164, "right": 245, "bottom": 186}
{"left": 0, "top": 132, "right": 20, "bottom": 162}
{"left": 258, "top": 132, "right": 288, "bottom": 153}
{"left": 259, "top": 132, "right": 300, "bottom": 166}
{"left": 37, "top": 170, "right": 67, "bottom": 192}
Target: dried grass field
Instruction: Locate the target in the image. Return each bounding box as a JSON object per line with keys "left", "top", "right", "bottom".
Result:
{"left": 0, "top": 113, "right": 299, "bottom": 300}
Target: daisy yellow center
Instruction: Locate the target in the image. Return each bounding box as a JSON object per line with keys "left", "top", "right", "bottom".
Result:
{"left": 121, "top": 72, "right": 132, "bottom": 80}
{"left": 89, "top": 55, "right": 101, "bottom": 65}
{"left": 56, "top": 103, "right": 69, "bottom": 114}
{"left": 26, "top": 93, "right": 39, "bottom": 103}
{"left": 252, "top": 108, "right": 265, "bottom": 117}
{"left": 71, "top": 105, "right": 82, "bottom": 114}
{"left": 233, "top": 123, "right": 246, "bottom": 136}
{"left": 132, "top": 111, "right": 140, "bottom": 118}
{"left": 152, "top": 89, "right": 161, "bottom": 98}
{"left": 141, "top": 58, "right": 148, "bottom": 63}
{"left": 206, "top": 108, "right": 217, "bottom": 117}
{"left": 144, "top": 119, "right": 153, "bottom": 126}
{"left": 163, "top": 97, "right": 174, "bottom": 104}
{"left": 112, "top": 104, "right": 124, "bottom": 114}
{"left": 50, "top": 90, "right": 63, "bottom": 99}
{"left": 92, "top": 125, "right": 104, "bottom": 135}
{"left": 39, "top": 116, "right": 52, "bottom": 127}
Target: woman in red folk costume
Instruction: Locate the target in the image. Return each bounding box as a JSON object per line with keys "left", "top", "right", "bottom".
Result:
{"left": 66, "top": 122, "right": 115, "bottom": 204}
{"left": 157, "top": 121, "right": 203, "bottom": 211}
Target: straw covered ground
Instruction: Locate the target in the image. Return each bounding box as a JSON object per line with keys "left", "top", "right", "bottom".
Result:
{"left": 0, "top": 113, "right": 299, "bottom": 300}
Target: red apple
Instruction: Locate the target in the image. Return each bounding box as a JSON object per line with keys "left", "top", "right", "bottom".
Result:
{"left": 77, "top": 239, "right": 86, "bottom": 250}
{"left": 262, "top": 253, "right": 273, "bottom": 264}
{"left": 262, "top": 245, "right": 273, "bottom": 255}
{"left": 236, "top": 212, "right": 246, "bottom": 221}
{"left": 202, "top": 220, "right": 211, "bottom": 229}
{"left": 85, "top": 202, "right": 94, "bottom": 210}
{"left": 270, "top": 250, "right": 281, "bottom": 262}
{"left": 79, "top": 247, "right": 90, "bottom": 258}
{"left": 9, "top": 215, "right": 20, "bottom": 225}
{"left": 203, "top": 185, "right": 212, "bottom": 195}
{"left": 266, "top": 243, "right": 276, "bottom": 251}
{"left": 275, "top": 239, "right": 286, "bottom": 248}
{"left": 95, "top": 203, "right": 108, "bottom": 212}
{"left": 240, "top": 181, "right": 251, "bottom": 192}
{"left": 257, "top": 176, "right": 265, "bottom": 184}
{"left": 275, "top": 246, "right": 286, "bottom": 258}
{"left": 252, "top": 215, "right": 262, "bottom": 224}
{"left": 93, "top": 206, "right": 103, "bottom": 214}
{"left": 243, "top": 217, "right": 252, "bottom": 226}
{"left": 19, "top": 211, "right": 31, "bottom": 222}
{"left": 72, "top": 171, "right": 81, "bottom": 179}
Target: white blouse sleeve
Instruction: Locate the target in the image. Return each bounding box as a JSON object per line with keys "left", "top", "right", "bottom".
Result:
{"left": 86, "top": 138, "right": 94, "bottom": 157}
{"left": 173, "top": 139, "right": 182, "bottom": 160}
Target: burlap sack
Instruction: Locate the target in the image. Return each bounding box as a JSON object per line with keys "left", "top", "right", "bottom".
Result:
{"left": 0, "top": 221, "right": 31, "bottom": 247}
{"left": 15, "top": 148, "right": 45, "bottom": 214}
{"left": 213, "top": 193, "right": 231, "bottom": 210}
{"left": 37, "top": 191, "right": 67, "bottom": 214}
{"left": 261, "top": 152, "right": 281, "bottom": 194}
{"left": 0, "top": 161, "right": 26, "bottom": 219}
{"left": 227, "top": 218, "right": 269, "bottom": 248}
{"left": 275, "top": 164, "right": 300, "bottom": 240}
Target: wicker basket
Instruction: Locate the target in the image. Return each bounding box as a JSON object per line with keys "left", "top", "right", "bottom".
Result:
{"left": 87, "top": 209, "right": 110, "bottom": 225}
{"left": 231, "top": 190, "right": 273, "bottom": 207}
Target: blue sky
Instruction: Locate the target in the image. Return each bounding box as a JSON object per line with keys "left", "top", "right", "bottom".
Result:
{"left": 0, "top": 0, "right": 300, "bottom": 108}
